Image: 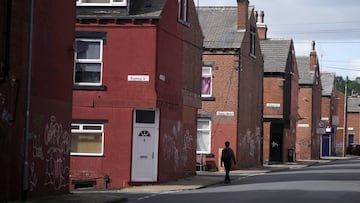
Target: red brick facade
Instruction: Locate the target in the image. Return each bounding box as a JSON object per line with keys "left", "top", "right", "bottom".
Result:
{"left": 71, "top": 0, "right": 202, "bottom": 189}
{"left": 0, "top": 0, "right": 74, "bottom": 201}
{"left": 347, "top": 112, "right": 360, "bottom": 145}
{"left": 261, "top": 36, "right": 298, "bottom": 163}
{"left": 346, "top": 96, "right": 360, "bottom": 148}
{"left": 296, "top": 54, "right": 322, "bottom": 160}
{"left": 335, "top": 91, "right": 346, "bottom": 155}
{"left": 319, "top": 72, "right": 337, "bottom": 157}
{"left": 199, "top": 1, "right": 264, "bottom": 169}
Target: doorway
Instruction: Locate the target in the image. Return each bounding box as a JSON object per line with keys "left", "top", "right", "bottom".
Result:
{"left": 348, "top": 134, "right": 354, "bottom": 145}
{"left": 131, "top": 109, "right": 159, "bottom": 182}
{"left": 321, "top": 134, "right": 331, "bottom": 156}
{"left": 269, "top": 123, "right": 283, "bottom": 163}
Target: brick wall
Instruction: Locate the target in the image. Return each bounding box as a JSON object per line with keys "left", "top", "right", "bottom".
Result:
{"left": 335, "top": 91, "right": 345, "bottom": 155}
{"left": 263, "top": 77, "right": 284, "bottom": 117}
{"left": 296, "top": 87, "right": 313, "bottom": 160}
{"left": 347, "top": 113, "right": 360, "bottom": 145}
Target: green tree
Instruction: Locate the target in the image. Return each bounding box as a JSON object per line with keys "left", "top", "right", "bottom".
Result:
{"left": 336, "top": 76, "right": 360, "bottom": 96}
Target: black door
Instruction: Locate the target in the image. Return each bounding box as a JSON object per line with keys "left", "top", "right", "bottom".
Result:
{"left": 269, "top": 123, "right": 283, "bottom": 163}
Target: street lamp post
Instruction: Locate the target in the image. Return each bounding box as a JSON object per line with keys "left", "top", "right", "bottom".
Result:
{"left": 343, "top": 78, "right": 348, "bottom": 157}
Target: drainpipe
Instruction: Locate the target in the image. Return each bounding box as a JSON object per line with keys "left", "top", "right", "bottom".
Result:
{"left": 22, "top": 0, "right": 34, "bottom": 200}
{"left": 3, "top": 0, "right": 12, "bottom": 81}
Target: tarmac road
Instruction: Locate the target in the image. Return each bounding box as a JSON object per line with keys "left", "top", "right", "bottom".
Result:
{"left": 10, "top": 156, "right": 355, "bottom": 203}
{"left": 126, "top": 157, "right": 360, "bottom": 203}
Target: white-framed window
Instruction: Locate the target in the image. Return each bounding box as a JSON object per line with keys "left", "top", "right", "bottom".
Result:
{"left": 197, "top": 119, "right": 211, "bottom": 154}
{"left": 201, "top": 66, "right": 213, "bottom": 97}
{"left": 250, "top": 25, "right": 256, "bottom": 57}
{"left": 178, "top": 0, "right": 188, "bottom": 23}
{"left": 74, "top": 39, "right": 103, "bottom": 86}
{"left": 76, "top": 0, "right": 127, "bottom": 6}
{"left": 71, "top": 123, "right": 104, "bottom": 156}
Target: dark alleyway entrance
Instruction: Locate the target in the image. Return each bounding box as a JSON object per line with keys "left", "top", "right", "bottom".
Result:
{"left": 269, "top": 123, "right": 283, "bottom": 163}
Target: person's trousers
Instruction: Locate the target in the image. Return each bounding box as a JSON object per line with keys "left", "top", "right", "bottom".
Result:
{"left": 224, "top": 163, "right": 231, "bottom": 183}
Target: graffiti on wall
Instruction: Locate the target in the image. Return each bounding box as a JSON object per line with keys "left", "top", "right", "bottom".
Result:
{"left": 240, "top": 129, "right": 257, "bottom": 157}
{"left": 29, "top": 115, "right": 70, "bottom": 191}
{"left": 162, "top": 121, "right": 194, "bottom": 172}
{"left": 0, "top": 78, "right": 19, "bottom": 138}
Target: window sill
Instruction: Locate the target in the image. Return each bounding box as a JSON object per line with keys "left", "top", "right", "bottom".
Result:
{"left": 250, "top": 53, "right": 257, "bottom": 60}
{"left": 70, "top": 153, "right": 104, "bottom": 157}
{"left": 73, "top": 85, "right": 107, "bottom": 91}
{"left": 202, "top": 97, "right": 216, "bottom": 101}
{"left": 178, "top": 20, "right": 190, "bottom": 27}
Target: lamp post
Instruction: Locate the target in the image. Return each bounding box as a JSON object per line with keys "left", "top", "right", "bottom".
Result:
{"left": 342, "top": 78, "right": 348, "bottom": 157}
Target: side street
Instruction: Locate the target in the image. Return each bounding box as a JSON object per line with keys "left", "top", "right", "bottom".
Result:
{"left": 1, "top": 0, "right": 359, "bottom": 201}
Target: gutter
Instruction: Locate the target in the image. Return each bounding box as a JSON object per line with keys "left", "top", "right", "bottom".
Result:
{"left": 76, "top": 15, "right": 161, "bottom": 21}
{"left": 22, "top": 0, "right": 34, "bottom": 200}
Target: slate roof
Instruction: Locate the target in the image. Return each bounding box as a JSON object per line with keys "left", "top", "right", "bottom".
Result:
{"left": 321, "top": 72, "right": 335, "bottom": 96}
{"left": 197, "top": 7, "right": 251, "bottom": 49}
{"left": 297, "top": 56, "right": 314, "bottom": 85}
{"left": 347, "top": 97, "right": 360, "bottom": 113}
{"left": 260, "top": 39, "right": 292, "bottom": 73}
{"left": 77, "top": 0, "right": 167, "bottom": 19}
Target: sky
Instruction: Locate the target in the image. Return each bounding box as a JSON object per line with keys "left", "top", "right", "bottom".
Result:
{"left": 194, "top": 0, "right": 360, "bottom": 80}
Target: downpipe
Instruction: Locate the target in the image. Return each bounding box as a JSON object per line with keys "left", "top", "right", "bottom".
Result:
{"left": 22, "top": 0, "right": 34, "bottom": 200}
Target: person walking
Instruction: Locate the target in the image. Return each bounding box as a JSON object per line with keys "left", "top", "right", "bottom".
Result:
{"left": 221, "top": 141, "right": 236, "bottom": 183}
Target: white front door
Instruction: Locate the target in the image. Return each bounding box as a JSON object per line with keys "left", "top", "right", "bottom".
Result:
{"left": 131, "top": 109, "right": 159, "bottom": 182}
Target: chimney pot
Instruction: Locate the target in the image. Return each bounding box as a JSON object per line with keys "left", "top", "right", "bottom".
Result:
{"left": 256, "top": 11, "right": 267, "bottom": 40}
{"left": 310, "top": 40, "right": 317, "bottom": 71}
{"left": 312, "top": 40, "right": 316, "bottom": 51}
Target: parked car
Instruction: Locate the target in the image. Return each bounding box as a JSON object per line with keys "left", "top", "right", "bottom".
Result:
{"left": 346, "top": 144, "right": 360, "bottom": 155}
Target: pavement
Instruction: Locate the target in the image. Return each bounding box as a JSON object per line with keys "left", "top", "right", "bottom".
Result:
{"left": 11, "top": 157, "right": 350, "bottom": 203}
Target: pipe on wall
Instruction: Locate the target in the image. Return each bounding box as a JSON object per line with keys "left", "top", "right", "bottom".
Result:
{"left": 3, "top": 0, "right": 12, "bottom": 81}
{"left": 22, "top": 0, "right": 34, "bottom": 200}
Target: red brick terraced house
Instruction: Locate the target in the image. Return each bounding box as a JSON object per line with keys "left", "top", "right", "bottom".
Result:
{"left": 296, "top": 42, "right": 322, "bottom": 160}
{"left": 257, "top": 10, "right": 299, "bottom": 164}
{"left": 197, "top": 0, "right": 264, "bottom": 170}
{"left": 320, "top": 72, "right": 338, "bottom": 157}
{"left": 0, "top": 0, "right": 75, "bottom": 201}
{"left": 258, "top": 16, "right": 299, "bottom": 163}
{"left": 346, "top": 96, "right": 360, "bottom": 147}
{"left": 71, "top": 0, "right": 203, "bottom": 189}
{"left": 335, "top": 90, "right": 347, "bottom": 156}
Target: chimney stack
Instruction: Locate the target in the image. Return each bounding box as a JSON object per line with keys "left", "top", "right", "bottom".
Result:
{"left": 237, "top": 0, "right": 249, "bottom": 30}
{"left": 256, "top": 11, "right": 267, "bottom": 40}
{"left": 310, "top": 41, "right": 318, "bottom": 71}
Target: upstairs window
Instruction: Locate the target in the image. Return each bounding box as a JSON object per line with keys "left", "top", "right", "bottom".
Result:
{"left": 178, "top": 0, "right": 189, "bottom": 24}
{"left": 74, "top": 39, "right": 103, "bottom": 86}
{"left": 250, "top": 25, "right": 256, "bottom": 57}
{"left": 76, "top": 0, "right": 127, "bottom": 6}
{"left": 201, "top": 66, "right": 213, "bottom": 97}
